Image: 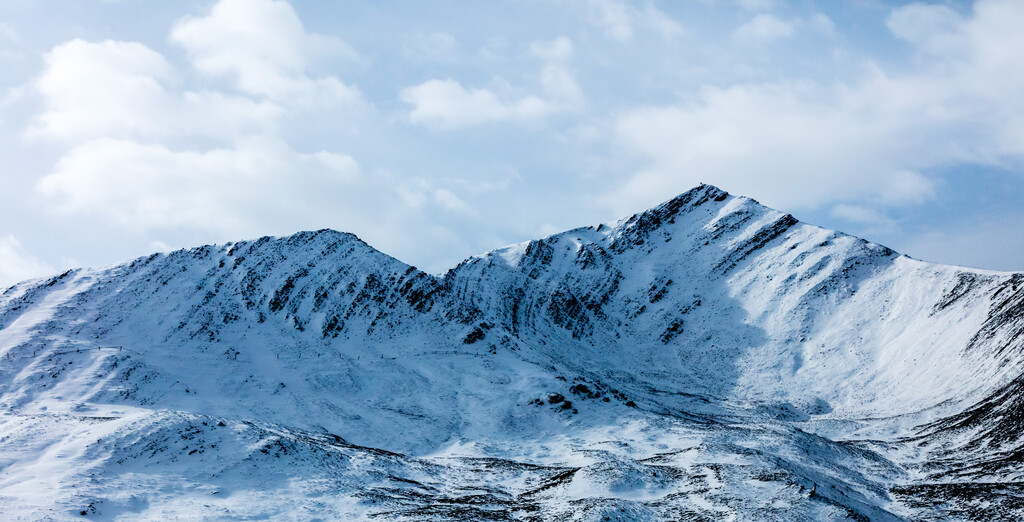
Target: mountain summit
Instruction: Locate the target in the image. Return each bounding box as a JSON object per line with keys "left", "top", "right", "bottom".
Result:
{"left": 2, "top": 184, "right": 1022, "bottom": 520}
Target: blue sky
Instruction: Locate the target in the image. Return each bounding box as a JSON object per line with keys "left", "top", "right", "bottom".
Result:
{"left": 1, "top": 0, "right": 1023, "bottom": 286}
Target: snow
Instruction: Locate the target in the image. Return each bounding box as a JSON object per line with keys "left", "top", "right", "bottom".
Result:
{"left": 1, "top": 184, "right": 1022, "bottom": 519}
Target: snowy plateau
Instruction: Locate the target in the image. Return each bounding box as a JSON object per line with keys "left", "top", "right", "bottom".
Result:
{"left": 2, "top": 184, "right": 1023, "bottom": 520}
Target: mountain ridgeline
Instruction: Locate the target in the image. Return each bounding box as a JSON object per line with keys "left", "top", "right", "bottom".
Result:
{"left": 1, "top": 184, "right": 1023, "bottom": 520}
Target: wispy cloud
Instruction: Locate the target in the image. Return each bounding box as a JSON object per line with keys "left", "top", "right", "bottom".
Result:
{"left": 733, "top": 14, "right": 795, "bottom": 42}
{"left": 585, "top": 0, "right": 682, "bottom": 42}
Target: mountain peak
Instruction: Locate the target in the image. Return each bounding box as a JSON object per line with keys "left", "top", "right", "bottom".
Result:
{"left": 629, "top": 183, "right": 731, "bottom": 224}
{"left": 226, "top": 228, "right": 365, "bottom": 252}
{"left": 608, "top": 183, "right": 745, "bottom": 252}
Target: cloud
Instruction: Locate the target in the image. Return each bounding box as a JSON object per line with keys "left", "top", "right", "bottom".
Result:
{"left": 733, "top": 14, "right": 795, "bottom": 42}
{"left": 588, "top": 0, "right": 633, "bottom": 41}
{"left": 733, "top": 13, "right": 836, "bottom": 43}
{"left": 606, "top": 0, "right": 1024, "bottom": 215}
{"left": 26, "top": 0, "right": 393, "bottom": 242}
{"left": 28, "top": 39, "right": 283, "bottom": 142}
{"left": 12, "top": 0, "right": 522, "bottom": 278}
{"left": 36, "top": 137, "right": 361, "bottom": 232}
{"left": 30, "top": 39, "right": 174, "bottom": 140}
{"left": 887, "top": 3, "right": 965, "bottom": 55}
{"left": 401, "top": 79, "right": 549, "bottom": 129}
{"left": 610, "top": 82, "right": 939, "bottom": 213}
{"left": 540, "top": 65, "right": 583, "bottom": 107}
{"left": 0, "top": 235, "right": 55, "bottom": 288}
{"left": 877, "top": 170, "right": 935, "bottom": 206}
{"left": 25, "top": 0, "right": 461, "bottom": 268}
{"left": 11, "top": 0, "right": 1022, "bottom": 276}
{"left": 642, "top": 4, "right": 684, "bottom": 40}
{"left": 401, "top": 37, "right": 583, "bottom": 130}
{"left": 585, "top": 0, "right": 681, "bottom": 42}
{"left": 531, "top": 36, "right": 573, "bottom": 63}
{"left": 808, "top": 13, "right": 836, "bottom": 37}
{"left": 170, "top": 0, "right": 359, "bottom": 104}
{"left": 32, "top": 135, "right": 477, "bottom": 272}
{"left": 432, "top": 188, "right": 475, "bottom": 216}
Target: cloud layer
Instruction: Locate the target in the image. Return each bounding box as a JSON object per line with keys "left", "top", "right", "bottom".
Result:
{"left": 1, "top": 0, "right": 1023, "bottom": 285}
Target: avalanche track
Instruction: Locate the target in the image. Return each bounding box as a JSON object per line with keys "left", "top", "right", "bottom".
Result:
{"left": 1, "top": 184, "right": 1022, "bottom": 520}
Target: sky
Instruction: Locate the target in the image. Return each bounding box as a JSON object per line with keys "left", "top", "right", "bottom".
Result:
{"left": 1, "top": 0, "right": 1023, "bottom": 287}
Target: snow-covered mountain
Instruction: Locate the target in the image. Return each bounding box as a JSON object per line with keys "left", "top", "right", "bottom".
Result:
{"left": 1, "top": 184, "right": 1022, "bottom": 520}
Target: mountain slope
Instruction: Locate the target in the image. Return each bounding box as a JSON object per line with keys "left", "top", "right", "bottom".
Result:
{"left": 1, "top": 184, "right": 1022, "bottom": 520}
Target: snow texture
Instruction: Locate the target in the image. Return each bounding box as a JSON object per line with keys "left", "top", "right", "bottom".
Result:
{"left": 1, "top": 184, "right": 1023, "bottom": 520}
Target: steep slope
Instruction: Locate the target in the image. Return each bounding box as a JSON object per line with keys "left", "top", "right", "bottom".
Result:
{"left": 447, "top": 185, "right": 1019, "bottom": 421}
{"left": 1, "top": 184, "right": 1022, "bottom": 520}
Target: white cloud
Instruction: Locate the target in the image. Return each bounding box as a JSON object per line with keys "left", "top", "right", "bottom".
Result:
{"left": 610, "top": 82, "right": 939, "bottom": 213}
{"left": 607, "top": 0, "right": 1024, "bottom": 216}
{"left": 9, "top": 0, "right": 1023, "bottom": 275}
{"left": 29, "top": 39, "right": 283, "bottom": 142}
{"left": 400, "top": 43, "right": 583, "bottom": 131}
{"left": 170, "top": 0, "right": 359, "bottom": 104}
{"left": 26, "top": 0, "right": 394, "bottom": 254}
{"left": 31, "top": 39, "right": 173, "bottom": 140}
{"left": 0, "top": 235, "right": 54, "bottom": 288}
{"left": 733, "top": 14, "right": 795, "bottom": 42}
{"left": 33, "top": 135, "right": 477, "bottom": 272}
{"left": 36, "top": 137, "right": 361, "bottom": 233}
{"left": 401, "top": 79, "right": 548, "bottom": 129}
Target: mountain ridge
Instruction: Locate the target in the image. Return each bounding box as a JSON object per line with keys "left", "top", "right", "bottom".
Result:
{"left": 6, "top": 183, "right": 1018, "bottom": 298}
{"left": 2, "top": 183, "right": 1023, "bottom": 520}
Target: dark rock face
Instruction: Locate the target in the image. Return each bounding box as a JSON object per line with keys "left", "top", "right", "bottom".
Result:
{"left": 969, "top": 274, "right": 1024, "bottom": 356}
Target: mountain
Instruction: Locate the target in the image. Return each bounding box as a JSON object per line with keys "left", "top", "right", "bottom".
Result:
{"left": 1, "top": 184, "right": 1022, "bottom": 520}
